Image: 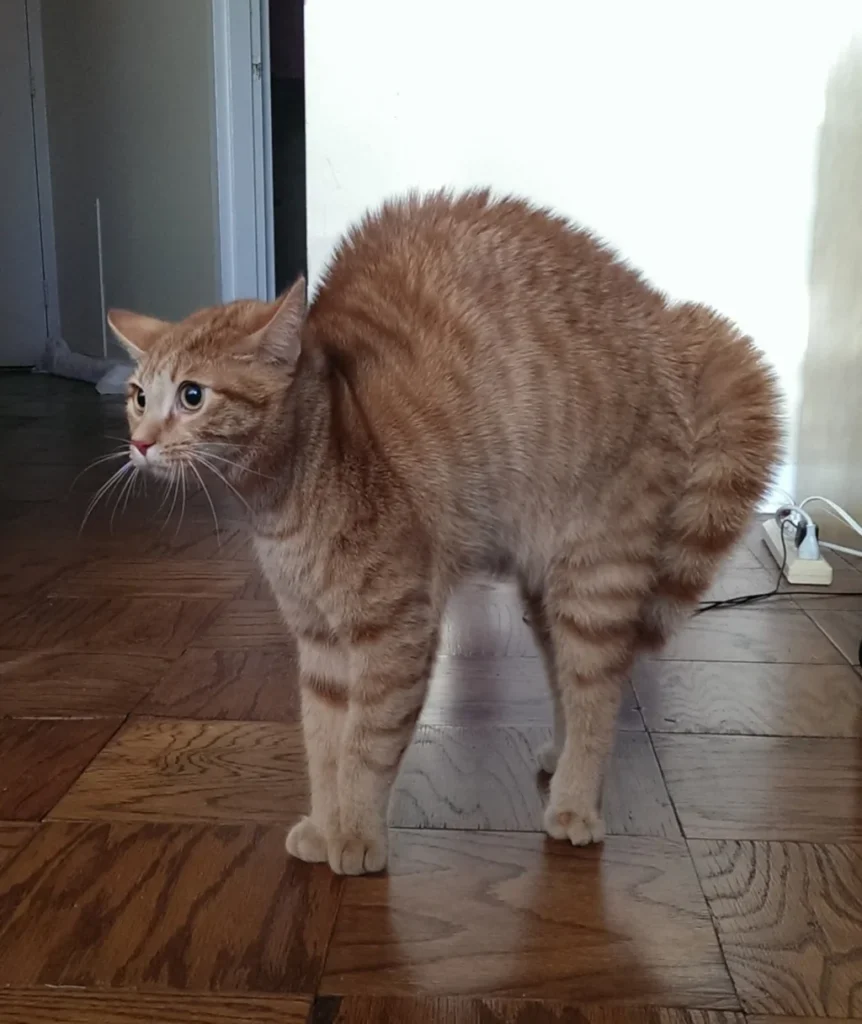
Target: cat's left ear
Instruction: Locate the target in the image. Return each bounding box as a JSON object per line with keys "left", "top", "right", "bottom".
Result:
{"left": 107, "top": 309, "right": 172, "bottom": 359}
{"left": 248, "top": 277, "right": 306, "bottom": 366}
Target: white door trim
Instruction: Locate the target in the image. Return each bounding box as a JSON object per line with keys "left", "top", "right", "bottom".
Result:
{"left": 254, "top": 0, "right": 276, "bottom": 300}
{"left": 24, "top": 0, "right": 60, "bottom": 349}
{"left": 211, "top": 0, "right": 273, "bottom": 303}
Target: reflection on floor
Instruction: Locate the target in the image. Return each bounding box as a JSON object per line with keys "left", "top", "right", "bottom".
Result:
{"left": 1, "top": 374, "right": 861, "bottom": 1023}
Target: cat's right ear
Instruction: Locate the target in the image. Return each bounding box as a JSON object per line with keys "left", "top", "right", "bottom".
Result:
{"left": 107, "top": 310, "right": 171, "bottom": 360}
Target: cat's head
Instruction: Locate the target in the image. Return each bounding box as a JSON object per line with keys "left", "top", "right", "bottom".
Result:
{"left": 107, "top": 278, "right": 305, "bottom": 480}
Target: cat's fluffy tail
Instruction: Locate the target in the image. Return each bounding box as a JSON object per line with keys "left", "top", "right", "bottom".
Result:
{"left": 640, "top": 302, "right": 784, "bottom": 647}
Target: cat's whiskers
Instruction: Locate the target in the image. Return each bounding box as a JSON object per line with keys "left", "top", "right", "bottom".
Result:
{"left": 70, "top": 448, "right": 130, "bottom": 491}
{"left": 155, "top": 467, "right": 177, "bottom": 516}
{"left": 193, "top": 454, "right": 254, "bottom": 517}
{"left": 187, "top": 460, "right": 221, "bottom": 542}
{"left": 120, "top": 462, "right": 143, "bottom": 516}
{"left": 80, "top": 462, "right": 133, "bottom": 533}
{"left": 162, "top": 464, "right": 182, "bottom": 531}
{"left": 175, "top": 463, "right": 189, "bottom": 537}
{"left": 193, "top": 447, "right": 275, "bottom": 481}
{"left": 110, "top": 464, "right": 139, "bottom": 532}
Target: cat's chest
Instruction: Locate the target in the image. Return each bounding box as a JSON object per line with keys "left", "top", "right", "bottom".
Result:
{"left": 253, "top": 531, "right": 321, "bottom": 596}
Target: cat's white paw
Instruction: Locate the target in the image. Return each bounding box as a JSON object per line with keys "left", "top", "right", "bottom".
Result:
{"left": 543, "top": 804, "right": 605, "bottom": 847}
{"left": 286, "top": 816, "right": 328, "bottom": 863}
{"left": 328, "top": 833, "right": 388, "bottom": 875}
{"left": 537, "top": 740, "right": 561, "bottom": 774}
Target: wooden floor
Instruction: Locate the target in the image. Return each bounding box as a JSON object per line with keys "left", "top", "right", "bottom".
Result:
{"left": 1, "top": 374, "right": 861, "bottom": 1024}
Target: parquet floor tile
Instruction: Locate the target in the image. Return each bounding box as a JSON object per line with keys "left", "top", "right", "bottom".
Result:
{"left": 653, "top": 734, "right": 862, "bottom": 842}
{"left": 0, "top": 821, "right": 341, "bottom": 993}
{"left": 634, "top": 660, "right": 862, "bottom": 737}
{"left": 0, "top": 718, "right": 122, "bottom": 819}
{"left": 321, "top": 830, "right": 737, "bottom": 1005}
{"left": 691, "top": 840, "right": 862, "bottom": 1016}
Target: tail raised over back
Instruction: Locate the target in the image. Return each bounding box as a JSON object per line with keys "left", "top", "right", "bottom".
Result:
{"left": 640, "top": 302, "right": 784, "bottom": 647}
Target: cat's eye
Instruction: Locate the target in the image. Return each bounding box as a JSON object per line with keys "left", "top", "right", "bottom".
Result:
{"left": 133, "top": 388, "right": 146, "bottom": 411}
{"left": 179, "top": 381, "right": 205, "bottom": 411}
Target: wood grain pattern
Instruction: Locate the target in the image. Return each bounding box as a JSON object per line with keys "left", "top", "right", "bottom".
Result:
{"left": 422, "top": 656, "right": 554, "bottom": 726}
{"left": 240, "top": 570, "right": 277, "bottom": 599}
{"left": 190, "top": 599, "right": 293, "bottom": 649}
{"left": 805, "top": 609, "right": 862, "bottom": 665}
{"left": 440, "top": 583, "right": 540, "bottom": 657}
{"left": 394, "top": 725, "right": 676, "bottom": 836}
{"left": 0, "top": 821, "right": 342, "bottom": 992}
{"left": 0, "top": 597, "right": 221, "bottom": 656}
{"left": 391, "top": 724, "right": 545, "bottom": 831}
{"left": 423, "top": 658, "right": 643, "bottom": 730}
{"left": 633, "top": 660, "right": 862, "bottom": 737}
{"left": 316, "top": 1000, "right": 744, "bottom": 1024}
{"left": 48, "top": 559, "right": 253, "bottom": 599}
{"left": 321, "top": 830, "right": 737, "bottom": 1005}
{"left": 134, "top": 520, "right": 252, "bottom": 561}
{"left": 602, "top": 731, "right": 681, "bottom": 839}
{"left": 657, "top": 609, "right": 845, "bottom": 664}
{"left": 0, "top": 823, "right": 36, "bottom": 868}
{"left": 0, "top": 718, "right": 122, "bottom": 819}
{"left": 52, "top": 717, "right": 308, "bottom": 824}
{"left": 701, "top": 568, "right": 776, "bottom": 604}
{"left": 0, "top": 650, "right": 168, "bottom": 717}
{"left": 691, "top": 840, "right": 862, "bottom": 1016}
{"left": 0, "top": 990, "right": 310, "bottom": 1024}
{"left": 0, "top": 460, "right": 81, "bottom": 501}
{"left": 139, "top": 648, "right": 302, "bottom": 721}
{"left": 0, "top": 546, "right": 68, "bottom": 598}
{"left": 749, "top": 1018, "right": 860, "bottom": 1024}
{"left": 654, "top": 734, "right": 862, "bottom": 841}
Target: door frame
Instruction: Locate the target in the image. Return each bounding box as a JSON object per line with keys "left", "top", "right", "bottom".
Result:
{"left": 24, "top": 0, "right": 273, "bottom": 348}
{"left": 23, "top": 0, "right": 60, "bottom": 352}
{"left": 211, "top": 0, "right": 275, "bottom": 303}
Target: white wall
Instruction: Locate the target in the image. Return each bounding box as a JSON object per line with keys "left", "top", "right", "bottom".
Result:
{"left": 41, "top": 0, "right": 220, "bottom": 359}
{"left": 795, "top": 39, "right": 862, "bottom": 540}
{"left": 306, "top": 0, "right": 862, "bottom": 500}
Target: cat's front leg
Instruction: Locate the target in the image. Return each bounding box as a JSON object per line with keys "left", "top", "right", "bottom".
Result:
{"left": 286, "top": 632, "right": 349, "bottom": 864}
{"left": 329, "top": 605, "right": 439, "bottom": 875}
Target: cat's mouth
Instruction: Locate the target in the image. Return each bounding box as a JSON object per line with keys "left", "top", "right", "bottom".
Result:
{"left": 128, "top": 444, "right": 174, "bottom": 480}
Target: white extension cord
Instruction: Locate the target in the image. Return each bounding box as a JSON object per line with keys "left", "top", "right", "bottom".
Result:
{"left": 761, "top": 494, "right": 862, "bottom": 586}
{"left": 761, "top": 517, "right": 833, "bottom": 585}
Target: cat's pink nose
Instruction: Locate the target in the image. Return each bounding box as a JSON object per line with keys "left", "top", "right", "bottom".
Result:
{"left": 131, "top": 440, "right": 153, "bottom": 455}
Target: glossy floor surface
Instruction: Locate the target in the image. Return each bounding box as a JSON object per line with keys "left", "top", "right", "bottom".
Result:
{"left": 1, "top": 375, "right": 861, "bottom": 1024}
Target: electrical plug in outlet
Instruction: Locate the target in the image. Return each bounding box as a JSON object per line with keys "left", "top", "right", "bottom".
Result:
{"left": 761, "top": 517, "right": 833, "bottom": 585}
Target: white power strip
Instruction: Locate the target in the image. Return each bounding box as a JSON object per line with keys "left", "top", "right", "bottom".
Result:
{"left": 761, "top": 518, "right": 833, "bottom": 585}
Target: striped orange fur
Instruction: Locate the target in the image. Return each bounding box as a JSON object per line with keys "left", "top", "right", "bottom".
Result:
{"left": 111, "top": 190, "right": 782, "bottom": 874}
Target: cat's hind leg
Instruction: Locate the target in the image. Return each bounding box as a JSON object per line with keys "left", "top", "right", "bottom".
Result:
{"left": 519, "top": 581, "right": 564, "bottom": 774}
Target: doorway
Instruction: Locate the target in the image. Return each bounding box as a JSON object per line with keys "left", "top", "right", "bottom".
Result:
{"left": 268, "top": 0, "right": 306, "bottom": 292}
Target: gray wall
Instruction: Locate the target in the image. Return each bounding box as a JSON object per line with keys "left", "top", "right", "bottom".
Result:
{"left": 41, "top": 0, "right": 220, "bottom": 358}
{"left": 0, "top": 1, "right": 49, "bottom": 365}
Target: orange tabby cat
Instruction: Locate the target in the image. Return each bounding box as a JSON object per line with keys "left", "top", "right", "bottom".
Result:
{"left": 108, "top": 190, "right": 781, "bottom": 875}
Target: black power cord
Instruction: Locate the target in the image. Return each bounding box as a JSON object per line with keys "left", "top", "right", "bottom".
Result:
{"left": 696, "top": 522, "right": 862, "bottom": 665}
{"left": 695, "top": 526, "right": 789, "bottom": 615}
